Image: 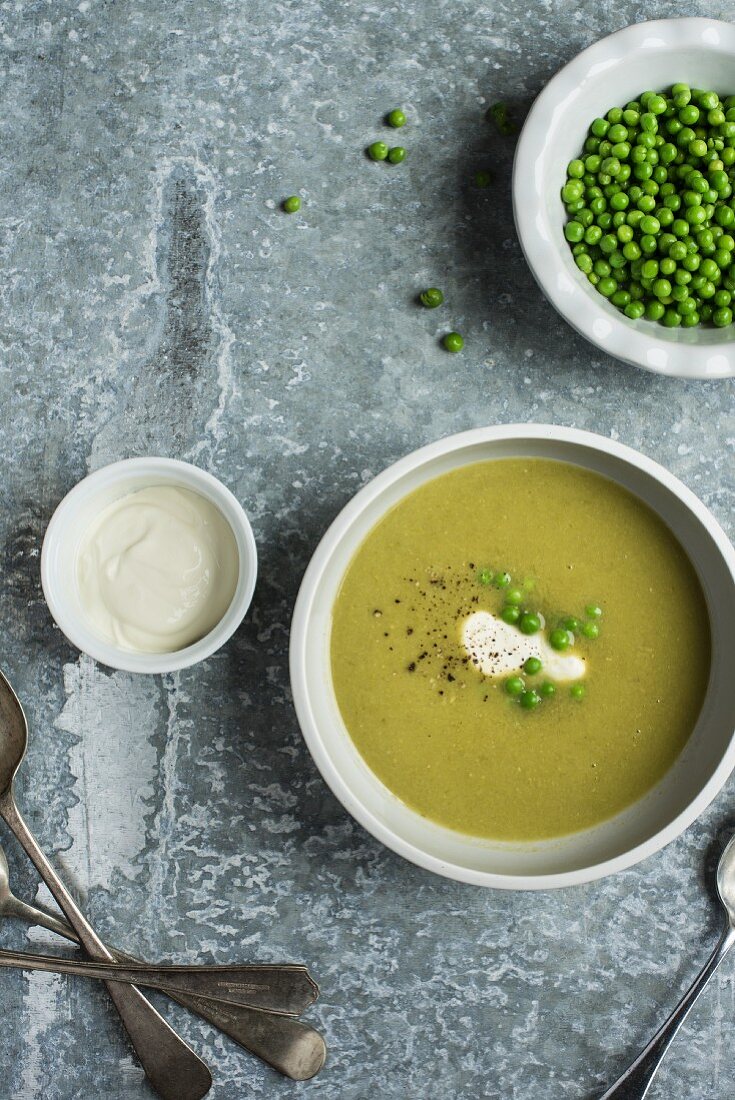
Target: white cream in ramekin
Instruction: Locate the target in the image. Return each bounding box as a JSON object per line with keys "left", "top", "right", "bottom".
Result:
{"left": 41, "top": 458, "right": 257, "bottom": 674}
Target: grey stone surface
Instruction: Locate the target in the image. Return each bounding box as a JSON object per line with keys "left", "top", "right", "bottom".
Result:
{"left": 0, "top": 0, "right": 732, "bottom": 1097}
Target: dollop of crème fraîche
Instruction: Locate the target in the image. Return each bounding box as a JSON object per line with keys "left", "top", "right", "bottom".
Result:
{"left": 460, "top": 610, "right": 586, "bottom": 682}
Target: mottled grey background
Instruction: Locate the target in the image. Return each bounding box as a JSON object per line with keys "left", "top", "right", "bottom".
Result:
{"left": 0, "top": 1, "right": 732, "bottom": 1097}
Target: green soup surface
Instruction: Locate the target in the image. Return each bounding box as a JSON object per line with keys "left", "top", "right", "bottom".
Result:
{"left": 330, "top": 459, "right": 710, "bottom": 841}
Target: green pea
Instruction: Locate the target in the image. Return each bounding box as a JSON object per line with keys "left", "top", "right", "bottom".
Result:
{"left": 549, "top": 628, "right": 571, "bottom": 651}
{"left": 505, "top": 676, "right": 525, "bottom": 697}
{"left": 570, "top": 684, "right": 586, "bottom": 700}
{"left": 478, "top": 568, "right": 493, "bottom": 585}
{"left": 662, "top": 308, "right": 682, "bottom": 327}
{"left": 367, "top": 141, "right": 389, "bottom": 161}
{"left": 698, "top": 91, "right": 720, "bottom": 111}
{"left": 562, "top": 617, "right": 581, "bottom": 632}
{"left": 495, "top": 571, "right": 511, "bottom": 588}
{"left": 420, "top": 287, "right": 444, "bottom": 308}
{"left": 539, "top": 681, "right": 556, "bottom": 698}
{"left": 501, "top": 605, "right": 521, "bottom": 625}
{"left": 442, "top": 332, "right": 464, "bottom": 353}
{"left": 488, "top": 101, "right": 515, "bottom": 134}
{"left": 505, "top": 587, "right": 524, "bottom": 605}
{"left": 523, "top": 657, "right": 542, "bottom": 675}
{"left": 283, "top": 195, "right": 301, "bottom": 213}
{"left": 582, "top": 621, "right": 600, "bottom": 639}
{"left": 519, "top": 690, "right": 541, "bottom": 710}
{"left": 713, "top": 306, "right": 733, "bottom": 326}
{"left": 386, "top": 108, "right": 406, "bottom": 128}
{"left": 387, "top": 146, "right": 406, "bottom": 164}
{"left": 679, "top": 104, "right": 700, "bottom": 125}
{"left": 565, "top": 221, "right": 584, "bottom": 242}
{"left": 645, "top": 300, "right": 666, "bottom": 321}
{"left": 519, "top": 612, "right": 541, "bottom": 635}
{"left": 585, "top": 604, "right": 602, "bottom": 618}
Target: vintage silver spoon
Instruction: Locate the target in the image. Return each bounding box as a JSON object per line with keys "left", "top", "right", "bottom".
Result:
{"left": 0, "top": 844, "right": 326, "bottom": 1080}
{"left": 0, "top": 670, "right": 212, "bottom": 1100}
{"left": 0, "top": 949, "right": 318, "bottom": 1011}
{"left": 600, "top": 833, "right": 735, "bottom": 1099}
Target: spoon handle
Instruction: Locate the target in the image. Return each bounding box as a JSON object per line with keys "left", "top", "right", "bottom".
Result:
{"left": 3, "top": 900, "right": 325, "bottom": 1080}
{"left": 0, "top": 949, "right": 317, "bottom": 1013}
{"left": 600, "top": 923, "right": 735, "bottom": 1099}
{"left": 0, "top": 790, "right": 212, "bottom": 1100}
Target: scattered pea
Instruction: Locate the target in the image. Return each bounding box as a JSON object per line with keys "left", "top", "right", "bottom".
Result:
{"left": 524, "top": 657, "right": 542, "bottom": 675}
{"left": 539, "top": 681, "right": 556, "bottom": 698}
{"left": 367, "top": 141, "right": 389, "bottom": 161}
{"left": 570, "top": 684, "right": 586, "bottom": 700}
{"left": 420, "top": 287, "right": 444, "bottom": 308}
{"left": 387, "top": 146, "right": 406, "bottom": 164}
{"left": 442, "top": 332, "right": 464, "bottom": 353}
{"left": 283, "top": 196, "right": 301, "bottom": 213}
{"left": 386, "top": 108, "right": 406, "bottom": 128}
{"left": 549, "top": 628, "right": 572, "bottom": 651}
{"left": 488, "top": 101, "right": 516, "bottom": 134}
{"left": 478, "top": 568, "right": 493, "bottom": 585}
{"left": 581, "top": 622, "right": 600, "bottom": 639}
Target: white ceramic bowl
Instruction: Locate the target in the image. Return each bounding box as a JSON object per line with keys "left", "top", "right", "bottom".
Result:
{"left": 513, "top": 18, "right": 735, "bottom": 379}
{"left": 290, "top": 425, "right": 735, "bottom": 889}
{"left": 41, "top": 458, "right": 257, "bottom": 674}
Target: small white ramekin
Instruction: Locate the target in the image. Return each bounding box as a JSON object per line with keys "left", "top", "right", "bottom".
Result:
{"left": 41, "top": 458, "right": 258, "bottom": 674}
{"left": 513, "top": 18, "right": 735, "bottom": 378}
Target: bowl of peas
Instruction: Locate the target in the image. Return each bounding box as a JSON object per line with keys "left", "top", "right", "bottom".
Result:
{"left": 513, "top": 17, "right": 735, "bottom": 378}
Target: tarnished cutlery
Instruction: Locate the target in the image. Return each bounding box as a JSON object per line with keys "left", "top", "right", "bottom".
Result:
{"left": 0, "top": 670, "right": 213, "bottom": 1099}
{"left": 0, "top": 668, "right": 323, "bottom": 1082}
{"left": 0, "top": 842, "right": 325, "bottom": 1079}
{"left": 600, "top": 833, "right": 735, "bottom": 1099}
{"left": 0, "top": 948, "right": 319, "bottom": 1012}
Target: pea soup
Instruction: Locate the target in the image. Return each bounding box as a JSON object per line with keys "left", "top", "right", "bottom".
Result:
{"left": 330, "top": 459, "right": 710, "bottom": 841}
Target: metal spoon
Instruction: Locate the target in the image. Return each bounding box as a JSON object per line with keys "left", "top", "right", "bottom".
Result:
{"left": 600, "top": 833, "right": 735, "bottom": 1099}
{"left": 0, "top": 949, "right": 318, "bottom": 1010}
{"left": 0, "top": 670, "right": 212, "bottom": 1100}
{"left": 0, "top": 844, "right": 326, "bottom": 1080}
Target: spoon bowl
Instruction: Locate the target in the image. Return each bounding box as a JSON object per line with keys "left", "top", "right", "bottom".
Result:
{"left": 0, "top": 671, "right": 28, "bottom": 796}
{"left": 716, "top": 833, "right": 735, "bottom": 924}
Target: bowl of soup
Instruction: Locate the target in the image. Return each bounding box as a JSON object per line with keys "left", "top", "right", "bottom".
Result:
{"left": 290, "top": 425, "right": 735, "bottom": 888}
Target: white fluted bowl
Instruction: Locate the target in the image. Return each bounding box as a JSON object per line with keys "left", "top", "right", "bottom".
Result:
{"left": 513, "top": 18, "right": 735, "bottom": 378}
